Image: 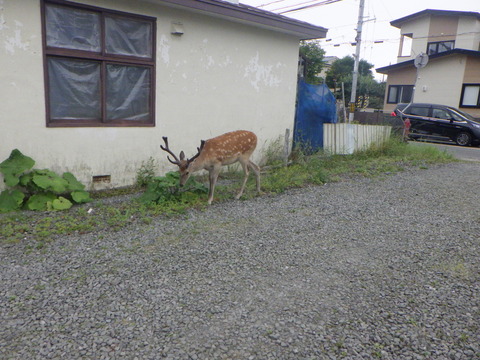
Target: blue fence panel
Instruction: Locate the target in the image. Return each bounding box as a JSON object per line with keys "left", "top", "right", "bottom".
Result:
{"left": 294, "top": 80, "right": 337, "bottom": 152}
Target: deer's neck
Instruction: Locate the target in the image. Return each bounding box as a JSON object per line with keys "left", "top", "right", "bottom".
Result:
{"left": 188, "top": 157, "right": 205, "bottom": 173}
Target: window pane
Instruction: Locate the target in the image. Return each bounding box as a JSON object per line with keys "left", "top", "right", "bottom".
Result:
{"left": 432, "top": 109, "right": 450, "bottom": 119}
{"left": 400, "top": 34, "right": 412, "bottom": 57}
{"left": 46, "top": 5, "right": 100, "bottom": 52}
{"left": 106, "top": 65, "right": 150, "bottom": 120}
{"left": 427, "top": 43, "right": 437, "bottom": 55}
{"left": 105, "top": 16, "right": 152, "bottom": 58}
{"left": 388, "top": 86, "right": 398, "bottom": 103}
{"left": 438, "top": 41, "right": 453, "bottom": 53}
{"left": 409, "top": 106, "right": 429, "bottom": 116}
{"left": 48, "top": 58, "right": 101, "bottom": 120}
{"left": 462, "top": 85, "right": 480, "bottom": 106}
{"left": 400, "top": 86, "right": 413, "bottom": 103}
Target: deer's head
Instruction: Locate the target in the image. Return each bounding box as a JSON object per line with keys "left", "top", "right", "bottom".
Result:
{"left": 161, "top": 137, "right": 205, "bottom": 186}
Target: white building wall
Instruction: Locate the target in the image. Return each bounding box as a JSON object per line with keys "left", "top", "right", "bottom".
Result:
{"left": 0, "top": 0, "right": 301, "bottom": 190}
{"left": 456, "top": 17, "right": 480, "bottom": 50}
{"left": 397, "top": 18, "right": 430, "bottom": 62}
{"left": 412, "top": 56, "right": 466, "bottom": 107}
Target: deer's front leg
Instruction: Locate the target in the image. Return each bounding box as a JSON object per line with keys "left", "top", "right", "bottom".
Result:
{"left": 207, "top": 166, "right": 221, "bottom": 205}
{"left": 235, "top": 159, "right": 250, "bottom": 200}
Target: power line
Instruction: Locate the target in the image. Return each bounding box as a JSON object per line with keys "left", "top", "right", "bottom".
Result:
{"left": 322, "top": 30, "right": 480, "bottom": 43}
{"left": 277, "top": 0, "right": 344, "bottom": 15}
{"left": 256, "top": 0, "right": 291, "bottom": 8}
{"left": 270, "top": 0, "right": 325, "bottom": 12}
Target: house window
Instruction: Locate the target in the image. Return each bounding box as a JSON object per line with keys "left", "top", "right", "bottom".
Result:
{"left": 387, "top": 85, "right": 413, "bottom": 104}
{"left": 427, "top": 41, "right": 454, "bottom": 56}
{"left": 42, "top": 1, "right": 156, "bottom": 127}
{"left": 399, "top": 33, "right": 413, "bottom": 57}
{"left": 460, "top": 84, "right": 480, "bottom": 108}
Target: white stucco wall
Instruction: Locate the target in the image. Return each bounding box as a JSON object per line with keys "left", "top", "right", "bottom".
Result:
{"left": 0, "top": 0, "right": 302, "bottom": 190}
{"left": 396, "top": 18, "right": 430, "bottom": 62}
{"left": 412, "top": 56, "right": 466, "bottom": 107}
{"left": 457, "top": 16, "right": 480, "bottom": 50}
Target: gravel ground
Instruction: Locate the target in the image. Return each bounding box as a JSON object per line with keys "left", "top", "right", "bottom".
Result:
{"left": 1, "top": 162, "right": 479, "bottom": 360}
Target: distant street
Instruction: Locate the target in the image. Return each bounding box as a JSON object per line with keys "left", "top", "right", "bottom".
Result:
{"left": 409, "top": 140, "right": 480, "bottom": 162}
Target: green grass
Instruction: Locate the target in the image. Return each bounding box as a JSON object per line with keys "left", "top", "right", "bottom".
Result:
{"left": 0, "top": 138, "right": 456, "bottom": 245}
{"left": 260, "top": 138, "right": 455, "bottom": 193}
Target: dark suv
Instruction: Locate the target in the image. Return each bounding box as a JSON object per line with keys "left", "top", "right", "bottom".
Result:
{"left": 393, "top": 103, "right": 480, "bottom": 146}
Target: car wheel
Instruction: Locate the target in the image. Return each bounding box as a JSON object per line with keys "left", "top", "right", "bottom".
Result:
{"left": 455, "top": 132, "right": 472, "bottom": 146}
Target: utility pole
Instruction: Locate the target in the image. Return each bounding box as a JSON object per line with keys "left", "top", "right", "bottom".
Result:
{"left": 348, "top": 0, "right": 365, "bottom": 123}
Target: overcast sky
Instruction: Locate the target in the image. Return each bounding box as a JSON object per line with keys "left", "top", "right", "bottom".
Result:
{"left": 240, "top": 0, "right": 480, "bottom": 80}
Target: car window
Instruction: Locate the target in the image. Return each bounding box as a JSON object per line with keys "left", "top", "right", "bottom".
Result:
{"left": 408, "top": 106, "right": 429, "bottom": 116}
{"left": 449, "top": 111, "right": 464, "bottom": 121}
{"left": 432, "top": 108, "right": 452, "bottom": 120}
{"left": 451, "top": 108, "right": 474, "bottom": 121}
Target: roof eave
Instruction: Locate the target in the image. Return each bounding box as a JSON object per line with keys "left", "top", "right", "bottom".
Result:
{"left": 154, "top": 0, "right": 327, "bottom": 40}
{"left": 376, "top": 49, "right": 480, "bottom": 74}
{"left": 391, "top": 9, "right": 480, "bottom": 29}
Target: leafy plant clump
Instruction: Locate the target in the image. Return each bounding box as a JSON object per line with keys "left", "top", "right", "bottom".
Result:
{"left": 0, "top": 149, "right": 91, "bottom": 213}
{"left": 136, "top": 157, "right": 157, "bottom": 188}
{"left": 138, "top": 171, "right": 208, "bottom": 205}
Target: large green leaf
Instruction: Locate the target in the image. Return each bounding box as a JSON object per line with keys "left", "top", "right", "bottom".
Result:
{"left": 51, "top": 196, "right": 72, "bottom": 211}
{"left": 71, "top": 190, "right": 91, "bottom": 203}
{"left": 19, "top": 172, "right": 34, "bottom": 187}
{"left": 0, "top": 189, "right": 25, "bottom": 213}
{"left": 63, "top": 172, "right": 85, "bottom": 191}
{"left": 32, "top": 169, "right": 68, "bottom": 193}
{"left": 0, "top": 149, "right": 35, "bottom": 187}
{"left": 26, "top": 193, "right": 56, "bottom": 211}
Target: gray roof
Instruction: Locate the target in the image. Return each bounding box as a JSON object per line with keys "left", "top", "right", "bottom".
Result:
{"left": 376, "top": 49, "right": 480, "bottom": 74}
{"left": 391, "top": 9, "right": 480, "bottom": 29}
{"left": 157, "top": 0, "right": 328, "bottom": 40}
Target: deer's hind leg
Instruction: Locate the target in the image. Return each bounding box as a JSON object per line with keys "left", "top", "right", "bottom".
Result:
{"left": 248, "top": 160, "right": 261, "bottom": 194}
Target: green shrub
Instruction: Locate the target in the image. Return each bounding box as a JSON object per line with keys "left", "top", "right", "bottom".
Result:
{"left": 0, "top": 149, "right": 91, "bottom": 213}
{"left": 138, "top": 171, "right": 208, "bottom": 204}
{"left": 136, "top": 157, "right": 156, "bottom": 188}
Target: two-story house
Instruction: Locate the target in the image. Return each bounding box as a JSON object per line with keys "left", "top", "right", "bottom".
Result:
{"left": 376, "top": 9, "right": 480, "bottom": 117}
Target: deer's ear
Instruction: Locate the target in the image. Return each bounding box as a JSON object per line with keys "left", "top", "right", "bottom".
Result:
{"left": 179, "top": 151, "right": 185, "bottom": 160}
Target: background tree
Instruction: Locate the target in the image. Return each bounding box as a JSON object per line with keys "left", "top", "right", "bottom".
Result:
{"left": 299, "top": 40, "right": 326, "bottom": 84}
{"left": 325, "top": 56, "right": 385, "bottom": 109}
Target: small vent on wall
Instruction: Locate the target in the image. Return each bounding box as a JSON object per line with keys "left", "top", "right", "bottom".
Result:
{"left": 92, "top": 175, "right": 111, "bottom": 183}
{"left": 171, "top": 21, "right": 184, "bottom": 35}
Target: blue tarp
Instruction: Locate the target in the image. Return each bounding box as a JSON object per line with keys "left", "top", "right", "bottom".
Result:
{"left": 293, "top": 80, "right": 337, "bottom": 152}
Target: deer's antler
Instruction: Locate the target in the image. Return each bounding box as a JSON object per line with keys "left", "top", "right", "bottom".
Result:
{"left": 187, "top": 140, "right": 206, "bottom": 164}
{"left": 160, "top": 137, "right": 181, "bottom": 165}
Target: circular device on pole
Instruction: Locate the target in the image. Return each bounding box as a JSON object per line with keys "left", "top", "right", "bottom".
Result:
{"left": 404, "top": 53, "right": 429, "bottom": 114}
{"left": 414, "top": 53, "right": 429, "bottom": 69}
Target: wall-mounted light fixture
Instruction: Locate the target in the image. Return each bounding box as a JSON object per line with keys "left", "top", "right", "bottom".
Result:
{"left": 171, "top": 22, "right": 184, "bottom": 36}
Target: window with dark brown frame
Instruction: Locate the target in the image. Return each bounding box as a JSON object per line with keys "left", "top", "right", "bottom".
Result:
{"left": 460, "top": 84, "right": 480, "bottom": 108}
{"left": 42, "top": 0, "right": 156, "bottom": 127}
{"left": 387, "top": 85, "right": 413, "bottom": 104}
{"left": 427, "top": 40, "right": 454, "bottom": 56}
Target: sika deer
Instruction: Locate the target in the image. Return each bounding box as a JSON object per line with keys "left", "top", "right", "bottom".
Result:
{"left": 161, "top": 130, "right": 261, "bottom": 204}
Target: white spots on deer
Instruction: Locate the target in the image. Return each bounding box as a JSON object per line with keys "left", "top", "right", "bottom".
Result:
{"left": 161, "top": 130, "right": 261, "bottom": 204}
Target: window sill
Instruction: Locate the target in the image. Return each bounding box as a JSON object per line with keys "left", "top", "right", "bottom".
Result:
{"left": 47, "top": 121, "right": 155, "bottom": 128}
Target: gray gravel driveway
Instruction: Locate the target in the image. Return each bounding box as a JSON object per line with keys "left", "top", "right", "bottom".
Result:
{"left": 1, "top": 162, "right": 479, "bottom": 359}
